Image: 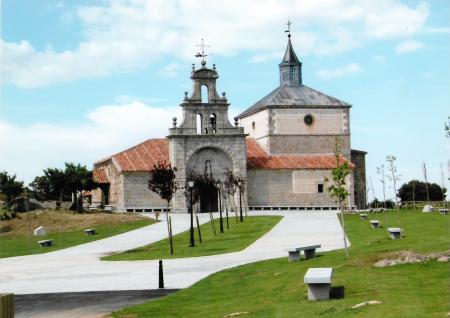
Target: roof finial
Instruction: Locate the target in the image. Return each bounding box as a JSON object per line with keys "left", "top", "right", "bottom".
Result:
{"left": 195, "top": 38, "right": 210, "bottom": 67}
{"left": 285, "top": 18, "right": 292, "bottom": 38}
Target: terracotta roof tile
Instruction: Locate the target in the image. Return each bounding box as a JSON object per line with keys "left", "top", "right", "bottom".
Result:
{"left": 95, "top": 138, "right": 352, "bottom": 172}
{"left": 111, "top": 138, "right": 169, "bottom": 172}
{"left": 245, "top": 138, "right": 353, "bottom": 170}
{"left": 93, "top": 168, "right": 109, "bottom": 184}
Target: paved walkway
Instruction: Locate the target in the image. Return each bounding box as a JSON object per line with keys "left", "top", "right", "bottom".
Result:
{"left": 0, "top": 211, "right": 346, "bottom": 295}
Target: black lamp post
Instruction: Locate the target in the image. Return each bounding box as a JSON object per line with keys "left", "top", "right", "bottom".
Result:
{"left": 188, "top": 180, "right": 195, "bottom": 247}
{"left": 238, "top": 180, "right": 243, "bottom": 222}
{"left": 218, "top": 183, "right": 224, "bottom": 233}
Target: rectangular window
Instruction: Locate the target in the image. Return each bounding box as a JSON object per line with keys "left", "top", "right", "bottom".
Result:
{"left": 318, "top": 184, "right": 324, "bottom": 193}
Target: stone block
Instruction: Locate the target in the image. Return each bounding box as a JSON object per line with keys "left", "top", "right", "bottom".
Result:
{"left": 304, "top": 268, "right": 333, "bottom": 301}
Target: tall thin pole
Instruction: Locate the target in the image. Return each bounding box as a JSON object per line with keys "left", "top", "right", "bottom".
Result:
{"left": 369, "top": 176, "right": 376, "bottom": 207}
{"left": 189, "top": 188, "right": 195, "bottom": 247}
{"left": 440, "top": 163, "right": 446, "bottom": 207}
{"left": 423, "top": 162, "right": 430, "bottom": 206}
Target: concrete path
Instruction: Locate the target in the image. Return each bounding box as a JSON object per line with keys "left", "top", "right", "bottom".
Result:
{"left": 0, "top": 211, "right": 346, "bottom": 295}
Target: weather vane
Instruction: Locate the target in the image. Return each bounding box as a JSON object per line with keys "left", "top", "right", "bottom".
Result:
{"left": 285, "top": 18, "right": 292, "bottom": 37}
{"left": 195, "top": 38, "right": 210, "bottom": 63}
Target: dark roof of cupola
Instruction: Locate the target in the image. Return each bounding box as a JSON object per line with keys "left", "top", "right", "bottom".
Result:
{"left": 237, "top": 85, "right": 351, "bottom": 118}
{"left": 237, "top": 35, "right": 351, "bottom": 119}
{"left": 280, "top": 37, "right": 300, "bottom": 64}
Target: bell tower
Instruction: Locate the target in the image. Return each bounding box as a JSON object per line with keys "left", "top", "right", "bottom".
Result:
{"left": 168, "top": 40, "right": 247, "bottom": 213}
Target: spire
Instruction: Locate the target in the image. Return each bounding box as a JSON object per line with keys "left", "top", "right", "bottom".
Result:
{"left": 281, "top": 37, "right": 300, "bottom": 64}
{"left": 279, "top": 20, "right": 302, "bottom": 86}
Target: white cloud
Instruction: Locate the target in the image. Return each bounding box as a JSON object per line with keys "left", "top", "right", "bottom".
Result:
{"left": 372, "top": 55, "right": 385, "bottom": 64}
{"left": 158, "top": 62, "right": 180, "bottom": 77}
{"left": 0, "top": 102, "right": 182, "bottom": 183}
{"left": 395, "top": 40, "right": 424, "bottom": 54}
{"left": 317, "top": 63, "right": 362, "bottom": 80}
{"left": 1, "top": 0, "right": 431, "bottom": 87}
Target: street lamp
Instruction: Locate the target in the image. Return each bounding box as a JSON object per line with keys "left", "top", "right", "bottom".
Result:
{"left": 237, "top": 180, "right": 243, "bottom": 222}
{"left": 217, "top": 183, "right": 224, "bottom": 233}
{"left": 188, "top": 180, "right": 195, "bottom": 247}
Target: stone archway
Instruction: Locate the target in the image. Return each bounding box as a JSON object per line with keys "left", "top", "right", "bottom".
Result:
{"left": 186, "top": 147, "right": 233, "bottom": 213}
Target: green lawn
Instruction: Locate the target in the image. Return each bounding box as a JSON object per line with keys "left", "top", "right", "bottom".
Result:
{"left": 112, "top": 210, "right": 450, "bottom": 318}
{"left": 0, "top": 216, "right": 155, "bottom": 258}
{"left": 103, "top": 216, "right": 282, "bottom": 261}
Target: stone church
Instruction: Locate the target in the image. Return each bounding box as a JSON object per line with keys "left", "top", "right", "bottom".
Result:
{"left": 92, "top": 34, "right": 367, "bottom": 213}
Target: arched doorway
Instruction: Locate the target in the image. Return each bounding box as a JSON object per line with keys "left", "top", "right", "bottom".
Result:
{"left": 186, "top": 147, "right": 233, "bottom": 213}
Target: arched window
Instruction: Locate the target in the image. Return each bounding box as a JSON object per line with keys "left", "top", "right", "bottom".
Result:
{"left": 201, "top": 85, "right": 209, "bottom": 103}
{"left": 196, "top": 114, "right": 202, "bottom": 134}
{"left": 209, "top": 113, "right": 217, "bottom": 133}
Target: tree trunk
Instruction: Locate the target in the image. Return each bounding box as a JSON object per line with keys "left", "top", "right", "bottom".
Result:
{"left": 339, "top": 201, "right": 349, "bottom": 259}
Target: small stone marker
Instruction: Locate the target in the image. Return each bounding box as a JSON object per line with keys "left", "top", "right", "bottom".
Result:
{"left": 387, "top": 228, "right": 402, "bottom": 240}
{"left": 37, "top": 239, "right": 53, "bottom": 247}
{"left": 422, "top": 204, "right": 434, "bottom": 213}
{"left": 439, "top": 208, "right": 448, "bottom": 216}
{"left": 84, "top": 228, "right": 96, "bottom": 236}
{"left": 304, "top": 267, "right": 333, "bottom": 301}
{"left": 359, "top": 213, "right": 368, "bottom": 220}
{"left": 370, "top": 220, "right": 380, "bottom": 228}
{"left": 33, "top": 226, "right": 46, "bottom": 236}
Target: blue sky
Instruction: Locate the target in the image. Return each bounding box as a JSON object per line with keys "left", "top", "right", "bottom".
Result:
{"left": 1, "top": 0, "right": 449, "bottom": 201}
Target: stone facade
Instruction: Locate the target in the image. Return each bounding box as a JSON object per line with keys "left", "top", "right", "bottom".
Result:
{"left": 91, "top": 34, "right": 366, "bottom": 212}
{"left": 168, "top": 60, "right": 248, "bottom": 213}
{"left": 247, "top": 170, "right": 337, "bottom": 207}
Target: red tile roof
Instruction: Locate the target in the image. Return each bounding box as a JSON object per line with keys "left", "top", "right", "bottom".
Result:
{"left": 94, "top": 138, "right": 352, "bottom": 176}
{"left": 93, "top": 168, "right": 109, "bottom": 184}
{"left": 246, "top": 138, "right": 353, "bottom": 170}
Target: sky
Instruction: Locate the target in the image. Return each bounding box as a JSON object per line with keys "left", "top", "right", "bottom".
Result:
{"left": 1, "top": 0, "right": 449, "bottom": 201}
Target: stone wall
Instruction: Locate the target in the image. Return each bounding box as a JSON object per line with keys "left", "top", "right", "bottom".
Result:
{"left": 247, "top": 169, "right": 340, "bottom": 207}
{"left": 268, "top": 135, "right": 351, "bottom": 158}
{"left": 123, "top": 172, "right": 167, "bottom": 208}
{"left": 351, "top": 150, "right": 367, "bottom": 209}
{"left": 91, "top": 160, "right": 124, "bottom": 208}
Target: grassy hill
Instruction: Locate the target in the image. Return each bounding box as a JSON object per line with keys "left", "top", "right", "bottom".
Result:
{"left": 0, "top": 210, "right": 156, "bottom": 258}
{"left": 111, "top": 209, "right": 450, "bottom": 318}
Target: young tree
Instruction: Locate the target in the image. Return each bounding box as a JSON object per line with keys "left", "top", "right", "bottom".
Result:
{"left": 386, "top": 156, "right": 401, "bottom": 207}
{"left": 325, "top": 141, "right": 351, "bottom": 258}
{"left": 445, "top": 116, "right": 450, "bottom": 138}
{"left": 148, "top": 161, "right": 178, "bottom": 253}
{"left": 0, "top": 171, "right": 24, "bottom": 207}
{"left": 376, "top": 164, "right": 387, "bottom": 209}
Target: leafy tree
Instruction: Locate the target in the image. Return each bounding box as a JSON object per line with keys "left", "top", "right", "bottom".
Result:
{"left": 325, "top": 141, "right": 351, "bottom": 258}
{"left": 29, "top": 168, "right": 67, "bottom": 201}
{"left": 0, "top": 171, "right": 24, "bottom": 207}
{"left": 148, "top": 161, "right": 178, "bottom": 254}
{"left": 398, "top": 180, "right": 446, "bottom": 202}
{"left": 29, "top": 163, "right": 96, "bottom": 212}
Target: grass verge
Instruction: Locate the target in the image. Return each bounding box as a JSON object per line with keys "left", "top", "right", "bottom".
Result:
{"left": 112, "top": 209, "right": 450, "bottom": 318}
{"left": 103, "top": 216, "right": 282, "bottom": 261}
{"left": 0, "top": 210, "right": 155, "bottom": 258}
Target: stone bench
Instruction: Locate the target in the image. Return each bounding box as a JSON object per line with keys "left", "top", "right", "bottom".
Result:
{"left": 304, "top": 267, "right": 333, "bottom": 301}
{"left": 359, "top": 213, "right": 368, "bottom": 220}
{"left": 370, "top": 220, "right": 380, "bottom": 228}
{"left": 387, "top": 228, "right": 402, "bottom": 240}
{"left": 84, "top": 228, "right": 96, "bottom": 236}
{"left": 286, "top": 245, "right": 321, "bottom": 261}
{"left": 439, "top": 208, "right": 448, "bottom": 215}
{"left": 37, "top": 239, "right": 53, "bottom": 247}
